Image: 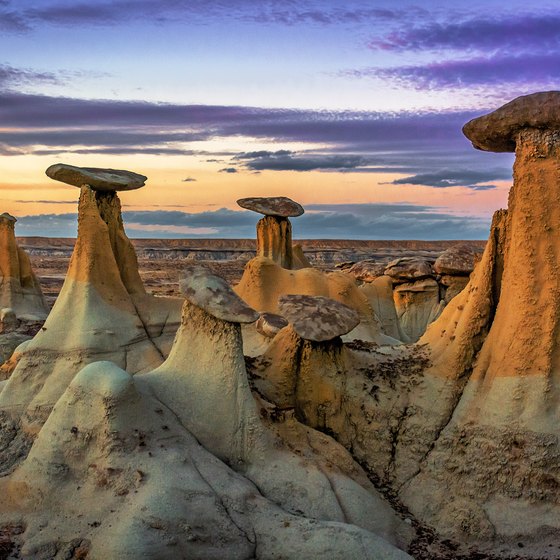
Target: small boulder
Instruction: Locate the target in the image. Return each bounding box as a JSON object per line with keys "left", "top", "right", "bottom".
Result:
{"left": 256, "top": 313, "right": 289, "bottom": 338}
{"left": 346, "top": 260, "right": 387, "bottom": 283}
{"left": 180, "top": 266, "right": 259, "bottom": 324}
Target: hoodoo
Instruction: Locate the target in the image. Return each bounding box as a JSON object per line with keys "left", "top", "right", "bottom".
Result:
{"left": 238, "top": 196, "right": 305, "bottom": 269}
{"left": 397, "top": 91, "right": 560, "bottom": 552}
{"left": 0, "top": 164, "right": 181, "bottom": 429}
{"left": 142, "top": 266, "right": 414, "bottom": 556}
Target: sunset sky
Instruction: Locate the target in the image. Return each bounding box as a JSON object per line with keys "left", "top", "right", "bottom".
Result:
{"left": 1, "top": 0, "right": 557, "bottom": 239}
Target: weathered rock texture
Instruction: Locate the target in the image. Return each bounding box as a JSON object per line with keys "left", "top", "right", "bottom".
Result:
{"left": 0, "top": 185, "right": 182, "bottom": 427}
{"left": 46, "top": 163, "right": 147, "bottom": 191}
{"left": 236, "top": 257, "right": 399, "bottom": 351}
{"left": 398, "top": 94, "right": 560, "bottom": 554}
{"left": 0, "top": 213, "right": 48, "bottom": 322}
{"left": 238, "top": 197, "right": 307, "bottom": 270}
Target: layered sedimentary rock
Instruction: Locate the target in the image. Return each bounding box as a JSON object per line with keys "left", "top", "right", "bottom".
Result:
{"left": 0, "top": 165, "right": 181, "bottom": 427}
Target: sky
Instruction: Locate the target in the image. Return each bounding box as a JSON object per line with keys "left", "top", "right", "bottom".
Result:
{"left": 0, "top": 0, "right": 557, "bottom": 239}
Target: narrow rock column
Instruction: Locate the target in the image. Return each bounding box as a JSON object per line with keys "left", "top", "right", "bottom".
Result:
{"left": 464, "top": 129, "right": 560, "bottom": 396}
{"left": 237, "top": 196, "right": 304, "bottom": 270}
{"left": 256, "top": 215, "right": 293, "bottom": 268}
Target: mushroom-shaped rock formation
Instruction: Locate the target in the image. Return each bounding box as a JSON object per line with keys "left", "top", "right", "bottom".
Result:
{"left": 238, "top": 196, "right": 304, "bottom": 269}
{"left": 278, "top": 294, "right": 360, "bottom": 342}
{"left": 387, "top": 92, "right": 560, "bottom": 550}
{"left": 0, "top": 359, "right": 413, "bottom": 559}
{"left": 142, "top": 267, "right": 413, "bottom": 552}
{"left": 0, "top": 213, "right": 48, "bottom": 322}
{"left": 462, "top": 90, "right": 560, "bottom": 152}
{"left": 254, "top": 295, "right": 361, "bottom": 428}
{"left": 0, "top": 169, "right": 182, "bottom": 435}
{"left": 237, "top": 196, "right": 304, "bottom": 217}
{"left": 236, "top": 257, "right": 399, "bottom": 353}
{"left": 46, "top": 163, "right": 147, "bottom": 191}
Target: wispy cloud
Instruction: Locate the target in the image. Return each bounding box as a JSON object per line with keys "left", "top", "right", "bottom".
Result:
{"left": 386, "top": 168, "right": 512, "bottom": 190}
{"left": 369, "top": 53, "right": 560, "bottom": 91}
{"left": 235, "top": 151, "right": 364, "bottom": 172}
{"left": 3, "top": 1, "right": 418, "bottom": 31}
{"left": 370, "top": 12, "right": 560, "bottom": 53}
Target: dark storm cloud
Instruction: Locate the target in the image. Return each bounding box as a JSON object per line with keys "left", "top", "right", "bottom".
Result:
{"left": 388, "top": 168, "right": 512, "bottom": 190}
{"left": 16, "top": 204, "right": 491, "bottom": 240}
{"left": 371, "top": 13, "right": 560, "bottom": 52}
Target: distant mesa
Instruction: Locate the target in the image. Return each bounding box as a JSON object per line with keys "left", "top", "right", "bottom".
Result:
{"left": 237, "top": 196, "right": 304, "bottom": 217}
{"left": 45, "top": 163, "right": 147, "bottom": 191}
{"left": 463, "top": 90, "right": 560, "bottom": 152}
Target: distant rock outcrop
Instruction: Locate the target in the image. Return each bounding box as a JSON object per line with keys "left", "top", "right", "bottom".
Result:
{"left": 0, "top": 213, "right": 48, "bottom": 321}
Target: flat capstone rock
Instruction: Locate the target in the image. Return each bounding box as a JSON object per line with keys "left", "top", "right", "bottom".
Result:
{"left": 46, "top": 163, "right": 147, "bottom": 191}
{"left": 0, "top": 213, "right": 16, "bottom": 222}
{"left": 237, "top": 196, "right": 304, "bottom": 218}
{"left": 180, "top": 265, "right": 259, "bottom": 324}
{"left": 463, "top": 91, "right": 560, "bottom": 152}
{"left": 278, "top": 294, "right": 360, "bottom": 342}
{"left": 256, "top": 313, "right": 289, "bottom": 338}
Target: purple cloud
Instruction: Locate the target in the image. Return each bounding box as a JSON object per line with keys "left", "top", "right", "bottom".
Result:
{"left": 370, "top": 13, "right": 560, "bottom": 53}
{"left": 352, "top": 53, "right": 560, "bottom": 90}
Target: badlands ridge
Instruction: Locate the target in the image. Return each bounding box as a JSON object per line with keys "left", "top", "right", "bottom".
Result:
{"left": 0, "top": 92, "right": 559, "bottom": 559}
